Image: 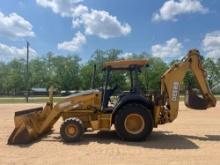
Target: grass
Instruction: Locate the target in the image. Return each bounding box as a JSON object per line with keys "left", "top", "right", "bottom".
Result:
{"left": 0, "top": 95, "right": 219, "bottom": 104}
{"left": 0, "top": 97, "right": 64, "bottom": 104}
{"left": 216, "top": 95, "right": 220, "bottom": 101}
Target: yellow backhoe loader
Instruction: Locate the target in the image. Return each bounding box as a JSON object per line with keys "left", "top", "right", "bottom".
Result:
{"left": 8, "top": 49, "right": 216, "bottom": 144}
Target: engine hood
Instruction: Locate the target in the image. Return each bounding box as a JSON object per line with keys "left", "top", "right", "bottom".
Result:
{"left": 57, "top": 89, "right": 102, "bottom": 110}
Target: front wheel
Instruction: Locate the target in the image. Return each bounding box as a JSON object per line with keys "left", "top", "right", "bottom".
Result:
{"left": 60, "top": 118, "right": 84, "bottom": 142}
{"left": 115, "top": 104, "right": 153, "bottom": 141}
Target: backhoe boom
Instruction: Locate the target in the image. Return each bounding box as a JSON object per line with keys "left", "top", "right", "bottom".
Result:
{"left": 157, "top": 49, "right": 216, "bottom": 124}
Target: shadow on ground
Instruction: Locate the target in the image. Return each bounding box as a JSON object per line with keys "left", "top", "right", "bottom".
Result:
{"left": 36, "top": 130, "right": 220, "bottom": 150}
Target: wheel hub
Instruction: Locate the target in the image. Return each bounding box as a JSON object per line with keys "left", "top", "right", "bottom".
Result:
{"left": 124, "top": 113, "right": 145, "bottom": 134}
{"left": 65, "top": 124, "right": 77, "bottom": 137}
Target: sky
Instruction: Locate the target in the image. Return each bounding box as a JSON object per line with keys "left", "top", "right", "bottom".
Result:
{"left": 0, "top": 0, "right": 220, "bottom": 62}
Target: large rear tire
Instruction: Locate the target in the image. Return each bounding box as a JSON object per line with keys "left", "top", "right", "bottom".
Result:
{"left": 60, "top": 118, "right": 84, "bottom": 142}
{"left": 115, "top": 104, "right": 153, "bottom": 141}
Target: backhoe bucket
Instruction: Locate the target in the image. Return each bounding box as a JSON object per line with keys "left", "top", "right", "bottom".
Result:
{"left": 184, "top": 90, "right": 208, "bottom": 110}
{"left": 8, "top": 104, "right": 53, "bottom": 145}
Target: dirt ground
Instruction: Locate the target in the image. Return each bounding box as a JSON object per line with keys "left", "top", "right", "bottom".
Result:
{"left": 0, "top": 102, "right": 220, "bottom": 165}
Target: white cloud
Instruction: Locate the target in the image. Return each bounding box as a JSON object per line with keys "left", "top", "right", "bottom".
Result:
{"left": 0, "top": 12, "right": 35, "bottom": 39}
{"left": 36, "top": 0, "right": 82, "bottom": 17}
{"left": 58, "top": 31, "right": 86, "bottom": 52}
{"left": 72, "top": 18, "right": 82, "bottom": 28}
{"left": 151, "top": 38, "right": 182, "bottom": 58}
{"left": 0, "top": 43, "right": 37, "bottom": 61}
{"left": 203, "top": 31, "right": 220, "bottom": 59}
{"left": 71, "top": 5, "right": 89, "bottom": 28}
{"left": 77, "top": 8, "right": 131, "bottom": 39}
{"left": 120, "top": 52, "right": 133, "bottom": 59}
{"left": 152, "top": 0, "right": 208, "bottom": 22}
{"left": 72, "top": 4, "right": 89, "bottom": 17}
{"left": 36, "top": 1, "right": 131, "bottom": 39}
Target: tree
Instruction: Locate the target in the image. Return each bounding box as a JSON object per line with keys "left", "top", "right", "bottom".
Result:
{"left": 203, "top": 58, "right": 220, "bottom": 89}
{"left": 0, "top": 62, "right": 8, "bottom": 94}
{"left": 80, "top": 63, "right": 94, "bottom": 89}
{"left": 0, "top": 49, "right": 219, "bottom": 96}
{"left": 5, "top": 59, "right": 26, "bottom": 95}
{"left": 143, "top": 57, "right": 168, "bottom": 91}
{"left": 80, "top": 49, "right": 125, "bottom": 90}
{"left": 29, "top": 58, "right": 48, "bottom": 88}
{"left": 50, "top": 55, "right": 81, "bottom": 90}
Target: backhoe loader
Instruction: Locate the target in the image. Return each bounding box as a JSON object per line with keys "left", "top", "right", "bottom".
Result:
{"left": 8, "top": 49, "right": 216, "bottom": 144}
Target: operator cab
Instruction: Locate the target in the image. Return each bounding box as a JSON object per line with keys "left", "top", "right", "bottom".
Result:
{"left": 101, "top": 59, "right": 148, "bottom": 111}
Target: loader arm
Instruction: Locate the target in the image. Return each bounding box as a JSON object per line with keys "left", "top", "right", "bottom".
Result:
{"left": 8, "top": 90, "right": 101, "bottom": 144}
{"left": 159, "top": 49, "right": 216, "bottom": 123}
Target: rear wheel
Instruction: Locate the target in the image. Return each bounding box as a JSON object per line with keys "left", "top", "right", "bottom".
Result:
{"left": 115, "top": 104, "right": 153, "bottom": 141}
{"left": 60, "top": 118, "right": 84, "bottom": 142}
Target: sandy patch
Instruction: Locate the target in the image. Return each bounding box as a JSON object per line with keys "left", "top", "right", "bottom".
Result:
{"left": 0, "top": 102, "right": 220, "bottom": 165}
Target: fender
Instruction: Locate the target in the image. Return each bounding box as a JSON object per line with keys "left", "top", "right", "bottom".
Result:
{"left": 111, "top": 94, "right": 154, "bottom": 123}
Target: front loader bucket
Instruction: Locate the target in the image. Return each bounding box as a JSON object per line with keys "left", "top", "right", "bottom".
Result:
{"left": 8, "top": 107, "right": 44, "bottom": 145}
{"left": 8, "top": 104, "right": 55, "bottom": 145}
{"left": 185, "top": 90, "right": 208, "bottom": 110}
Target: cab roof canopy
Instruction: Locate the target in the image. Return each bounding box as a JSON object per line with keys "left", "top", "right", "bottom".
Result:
{"left": 103, "top": 59, "right": 148, "bottom": 70}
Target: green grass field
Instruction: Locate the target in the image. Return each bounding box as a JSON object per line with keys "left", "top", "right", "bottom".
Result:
{"left": 0, "top": 97, "right": 64, "bottom": 104}
{"left": 0, "top": 95, "right": 219, "bottom": 104}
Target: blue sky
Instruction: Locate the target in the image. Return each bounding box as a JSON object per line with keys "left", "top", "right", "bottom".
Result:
{"left": 0, "top": 0, "right": 220, "bottom": 62}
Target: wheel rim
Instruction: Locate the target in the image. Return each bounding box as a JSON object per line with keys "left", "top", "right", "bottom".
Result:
{"left": 65, "top": 124, "right": 78, "bottom": 137}
{"left": 124, "top": 113, "right": 145, "bottom": 134}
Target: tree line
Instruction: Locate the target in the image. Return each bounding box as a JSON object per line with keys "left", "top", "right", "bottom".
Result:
{"left": 0, "top": 49, "right": 219, "bottom": 96}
